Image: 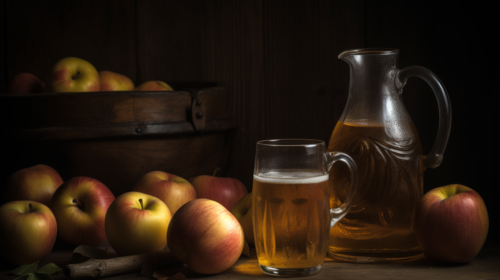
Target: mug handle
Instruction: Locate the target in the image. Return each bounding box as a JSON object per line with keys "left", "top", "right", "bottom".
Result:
{"left": 327, "top": 152, "right": 358, "bottom": 228}
{"left": 395, "top": 66, "right": 452, "bottom": 169}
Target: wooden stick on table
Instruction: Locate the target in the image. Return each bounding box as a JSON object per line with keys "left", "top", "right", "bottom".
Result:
{"left": 65, "top": 250, "right": 179, "bottom": 278}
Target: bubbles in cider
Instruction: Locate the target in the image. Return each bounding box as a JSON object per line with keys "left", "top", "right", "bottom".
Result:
{"left": 253, "top": 171, "right": 330, "bottom": 269}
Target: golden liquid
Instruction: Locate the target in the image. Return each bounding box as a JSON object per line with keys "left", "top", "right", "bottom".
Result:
{"left": 253, "top": 172, "right": 330, "bottom": 269}
{"left": 328, "top": 121, "right": 424, "bottom": 262}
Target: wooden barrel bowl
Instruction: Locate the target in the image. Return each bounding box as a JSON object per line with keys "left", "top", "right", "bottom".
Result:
{"left": 0, "top": 82, "right": 237, "bottom": 197}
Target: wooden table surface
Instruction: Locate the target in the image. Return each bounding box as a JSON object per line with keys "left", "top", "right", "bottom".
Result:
{"left": 2, "top": 241, "right": 499, "bottom": 280}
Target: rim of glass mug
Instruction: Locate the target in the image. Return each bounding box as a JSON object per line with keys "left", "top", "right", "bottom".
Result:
{"left": 256, "top": 138, "right": 325, "bottom": 147}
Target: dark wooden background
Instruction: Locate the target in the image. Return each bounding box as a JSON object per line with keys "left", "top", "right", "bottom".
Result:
{"left": 0, "top": 1, "right": 497, "bottom": 241}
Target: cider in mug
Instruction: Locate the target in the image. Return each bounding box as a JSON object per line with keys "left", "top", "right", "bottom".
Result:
{"left": 253, "top": 139, "right": 358, "bottom": 276}
{"left": 253, "top": 171, "right": 330, "bottom": 270}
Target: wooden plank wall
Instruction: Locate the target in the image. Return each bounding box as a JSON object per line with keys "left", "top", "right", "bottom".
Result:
{"left": 0, "top": 0, "right": 496, "bottom": 241}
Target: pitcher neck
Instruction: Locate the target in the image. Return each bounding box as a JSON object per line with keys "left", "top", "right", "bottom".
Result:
{"left": 340, "top": 48, "right": 400, "bottom": 99}
{"left": 338, "top": 49, "right": 405, "bottom": 125}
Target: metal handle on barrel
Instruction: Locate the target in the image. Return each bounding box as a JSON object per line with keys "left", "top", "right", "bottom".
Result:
{"left": 326, "top": 152, "right": 358, "bottom": 229}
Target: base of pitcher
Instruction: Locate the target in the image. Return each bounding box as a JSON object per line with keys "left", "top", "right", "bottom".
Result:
{"left": 259, "top": 264, "right": 323, "bottom": 277}
{"left": 327, "top": 251, "right": 424, "bottom": 263}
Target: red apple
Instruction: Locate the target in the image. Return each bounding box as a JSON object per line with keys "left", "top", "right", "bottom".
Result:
{"left": 133, "top": 171, "right": 197, "bottom": 215}
{"left": 134, "top": 81, "right": 173, "bottom": 91}
{"left": 168, "top": 199, "right": 244, "bottom": 274}
{"left": 47, "top": 57, "right": 100, "bottom": 92}
{"left": 4, "top": 164, "right": 63, "bottom": 207}
{"left": 415, "top": 184, "right": 489, "bottom": 263}
{"left": 105, "top": 192, "right": 172, "bottom": 255}
{"left": 190, "top": 175, "right": 247, "bottom": 210}
{"left": 99, "top": 70, "right": 134, "bottom": 91}
{"left": 230, "top": 193, "right": 254, "bottom": 245}
{"left": 8, "top": 73, "right": 45, "bottom": 94}
{"left": 50, "top": 177, "right": 115, "bottom": 246}
{"left": 0, "top": 201, "right": 57, "bottom": 265}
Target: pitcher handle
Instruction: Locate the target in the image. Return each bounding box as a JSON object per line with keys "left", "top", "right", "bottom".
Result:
{"left": 327, "top": 152, "right": 358, "bottom": 229}
{"left": 395, "top": 66, "right": 452, "bottom": 169}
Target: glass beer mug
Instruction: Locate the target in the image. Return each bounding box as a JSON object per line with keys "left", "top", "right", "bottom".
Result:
{"left": 252, "top": 139, "right": 358, "bottom": 276}
{"left": 327, "top": 48, "right": 452, "bottom": 262}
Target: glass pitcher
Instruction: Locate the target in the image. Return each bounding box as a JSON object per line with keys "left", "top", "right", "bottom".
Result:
{"left": 327, "top": 48, "right": 451, "bottom": 262}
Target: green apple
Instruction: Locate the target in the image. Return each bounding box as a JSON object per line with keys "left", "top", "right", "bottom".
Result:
{"left": 105, "top": 192, "right": 172, "bottom": 255}
{"left": 134, "top": 81, "right": 173, "bottom": 91}
{"left": 0, "top": 201, "right": 57, "bottom": 265}
{"left": 99, "top": 71, "right": 134, "bottom": 91}
{"left": 230, "top": 193, "right": 254, "bottom": 245}
{"left": 47, "top": 57, "right": 100, "bottom": 92}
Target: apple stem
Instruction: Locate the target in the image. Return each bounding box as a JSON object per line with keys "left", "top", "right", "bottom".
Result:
{"left": 72, "top": 199, "right": 82, "bottom": 208}
{"left": 72, "top": 71, "right": 80, "bottom": 80}
{"left": 139, "top": 198, "right": 144, "bottom": 210}
{"left": 213, "top": 167, "right": 220, "bottom": 177}
{"left": 29, "top": 203, "right": 32, "bottom": 213}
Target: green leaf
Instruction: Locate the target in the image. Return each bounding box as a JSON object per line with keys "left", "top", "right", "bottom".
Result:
{"left": 27, "top": 272, "right": 53, "bottom": 280}
{"left": 10, "top": 262, "right": 38, "bottom": 276}
{"left": 36, "top": 263, "right": 61, "bottom": 275}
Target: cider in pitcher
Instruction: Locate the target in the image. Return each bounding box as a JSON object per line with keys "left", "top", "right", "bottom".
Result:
{"left": 327, "top": 48, "right": 451, "bottom": 262}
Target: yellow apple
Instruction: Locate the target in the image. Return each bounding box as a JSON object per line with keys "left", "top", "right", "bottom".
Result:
{"left": 0, "top": 201, "right": 57, "bottom": 265}
{"left": 105, "top": 192, "right": 172, "bottom": 255}
{"left": 134, "top": 171, "right": 197, "bottom": 215}
{"left": 230, "top": 193, "right": 254, "bottom": 245}
{"left": 134, "top": 81, "right": 173, "bottom": 91}
{"left": 47, "top": 57, "right": 100, "bottom": 92}
{"left": 99, "top": 71, "right": 134, "bottom": 91}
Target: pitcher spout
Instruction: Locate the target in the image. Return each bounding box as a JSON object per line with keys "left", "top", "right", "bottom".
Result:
{"left": 339, "top": 48, "right": 399, "bottom": 72}
{"left": 338, "top": 48, "right": 401, "bottom": 101}
{"left": 338, "top": 48, "right": 399, "bottom": 60}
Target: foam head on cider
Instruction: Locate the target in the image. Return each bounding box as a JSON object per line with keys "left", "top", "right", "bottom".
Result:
{"left": 254, "top": 171, "right": 328, "bottom": 184}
